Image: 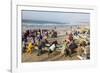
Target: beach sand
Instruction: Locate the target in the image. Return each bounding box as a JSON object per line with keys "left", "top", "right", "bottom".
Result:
{"left": 22, "top": 24, "right": 90, "bottom": 62}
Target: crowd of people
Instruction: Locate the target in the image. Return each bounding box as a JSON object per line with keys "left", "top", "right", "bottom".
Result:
{"left": 22, "top": 27, "right": 90, "bottom": 60}
{"left": 22, "top": 29, "right": 58, "bottom": 56}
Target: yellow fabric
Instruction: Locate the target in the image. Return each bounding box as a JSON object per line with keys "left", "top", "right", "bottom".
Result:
{"left": 27, "top": 42, "right": 35, "bottom": 54}
{"left": 28, "top": 42, "right": 33, "bottom": 49}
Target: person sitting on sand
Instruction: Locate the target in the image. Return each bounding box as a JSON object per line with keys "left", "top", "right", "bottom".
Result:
{"left": 22, "top": 41, "right": 27, "bottom": 53}
{"left": 37, "top": 40, "right": 42, "bottom": 56}
{"left": 68, "top": 40, "right": 78, "bottom": 56}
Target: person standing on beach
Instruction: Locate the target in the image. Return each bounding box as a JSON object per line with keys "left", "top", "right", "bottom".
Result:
{"left": 26, "top": 41, "right": 35, "bottom": 54}
{"left": 68, "top": 32, "right": 73, "bottom": 42}
{"left": 37, "top": 39, "right": 46, "bottom": 56}
{"left": 37, "top": 40, "right": 43, "bottom": 56}
{"left": 60, "top": 40, "right": 68, "bottom": 56}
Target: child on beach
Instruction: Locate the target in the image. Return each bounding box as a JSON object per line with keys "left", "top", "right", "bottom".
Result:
{"left": 26, "top": 41, "right": 35, "bottom": 54}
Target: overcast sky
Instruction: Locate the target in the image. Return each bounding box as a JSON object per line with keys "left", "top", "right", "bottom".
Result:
{"left": 22, "top": 10, "right": 90, "bottom": 25}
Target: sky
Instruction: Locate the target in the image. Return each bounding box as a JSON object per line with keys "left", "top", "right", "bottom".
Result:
{"left": 22, "top": 10, "right": 90, "bottom": 25}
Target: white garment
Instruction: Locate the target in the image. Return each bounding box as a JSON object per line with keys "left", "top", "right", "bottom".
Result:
{"left": 49, "top": 44, "right": 55, "bottom": 51}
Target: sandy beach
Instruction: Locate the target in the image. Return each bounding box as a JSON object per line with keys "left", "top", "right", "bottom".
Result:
{"left": 22, "top": 24, "right": 90, "bottom": 62}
